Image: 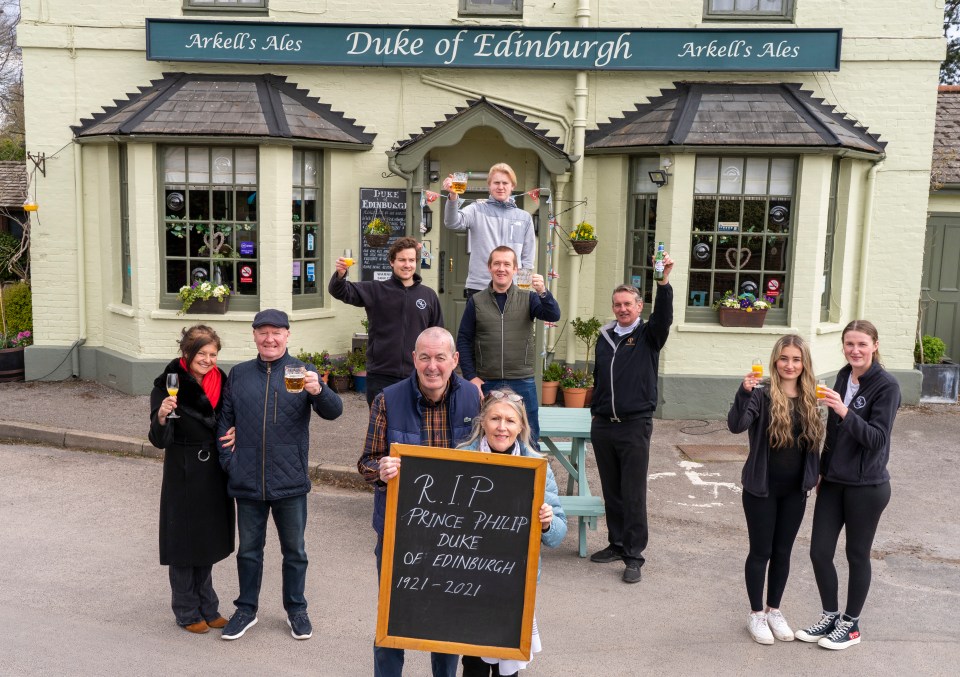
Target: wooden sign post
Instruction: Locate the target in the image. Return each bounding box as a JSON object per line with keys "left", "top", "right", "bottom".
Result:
{"left": 376, "top": 444, "right": 547, "bottom": 660}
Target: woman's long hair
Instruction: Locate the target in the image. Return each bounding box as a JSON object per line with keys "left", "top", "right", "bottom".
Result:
{"left": 459, "top": 387, "right": 531, "bottom": 451}
{"left": 767, "top": 334, "right": 824, "bottom": 451}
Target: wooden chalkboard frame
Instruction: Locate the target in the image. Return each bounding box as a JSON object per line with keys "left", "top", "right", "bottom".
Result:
{"left": 376, "top": 444, "right": 547, "bottom": 660}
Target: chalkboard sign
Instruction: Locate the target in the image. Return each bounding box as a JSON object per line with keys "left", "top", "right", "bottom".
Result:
{"left": 360, "top": 188, "right": 407, "bottom": 282}
{"left": 376, "top": 444, "right": 546, "bottom": 660}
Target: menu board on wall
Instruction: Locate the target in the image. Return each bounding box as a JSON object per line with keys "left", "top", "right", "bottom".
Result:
{"left": 360, "top": 188, "right": 407, "bottom": 282}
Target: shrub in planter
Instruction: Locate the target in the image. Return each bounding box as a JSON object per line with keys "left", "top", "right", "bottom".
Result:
{"left": 915, "top": 335, "right": 946, "bottom": 364}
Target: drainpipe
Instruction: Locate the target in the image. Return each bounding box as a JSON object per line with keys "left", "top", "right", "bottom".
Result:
{"left": 386, "top": 152, "right": 416, "bottom": 237}
{"left": 564, "top": 0, "right": 591, "bottom": 365}
{"left": 547, "top": 175, "right": 568, "bottom": 354}
{"left": 856, "top": 159, "right": 883, "bottom": 319}
{"left": 73, "top": 142, "right": 87, "bottom": 377}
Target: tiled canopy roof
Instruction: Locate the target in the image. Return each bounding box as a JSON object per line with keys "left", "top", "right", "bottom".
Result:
{"left": 934, "top": 86, "right": 960, "bottom": 186}
{"left": 586, "top": 83, "right": 885, "bottom": 154}
{"left": 394, "top": 97, "right": 567, "bottom": 155}
{"left": 0, "top": 161, "right": 27, "bottom": 207}
{"left": 73, "top": 73, "right": 374, "bottom": 147}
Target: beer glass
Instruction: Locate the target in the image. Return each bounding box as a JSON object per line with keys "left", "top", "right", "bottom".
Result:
{"left": 515, "top": 268, "right": 533, "bottom": 290}
{"left": 450, "top": 172, "right": 468, "bottom": 195}
{"left": 165, "top": 373, "right": 180, "bottom": 419}
{"left": 816, "top": 379, "right": 828, "bottom": 401}
{"left": 285, "top": 365, "right": 306, "bottom": 393}
{"left": 342, "top": 248, "right": 354, "bottom": 267}
{"left": 751, "top": 359, "right": 764, "bottom": 389}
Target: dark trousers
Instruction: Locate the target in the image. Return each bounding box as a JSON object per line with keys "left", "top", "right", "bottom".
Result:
{"left": 373, "top": 534, "right": 458, "bottom": 677}
{"left": 168, "top": 564, "right": 219, "bottom": 626}
{"left": 235, "top": 495, "right": 308, "bottom": 616}
{"left": 461, "top": 656, "right": 517, "bottom": 677}
{"left": 366, "top": 373, "right": 405, "bottom": 408}
{"left": 810, "top": 480, "right": 891, "bottom": 618}
{"left": 591, "top": 416, "right": 653, "bottom": 565}
{"left": 742, "top": 489, "right": 807, "bottom": 612}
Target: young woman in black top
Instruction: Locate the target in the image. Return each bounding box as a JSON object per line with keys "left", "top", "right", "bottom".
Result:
{"left": 795, "top": 320, "right": 900, "bottom": 650}
{"left": 728, "top": 335, "right": 824, "bottom": 645}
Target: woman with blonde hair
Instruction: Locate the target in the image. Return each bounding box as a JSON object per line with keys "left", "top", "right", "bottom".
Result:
{"left": 728, "top": 334, "right": 824, "bottom": 645}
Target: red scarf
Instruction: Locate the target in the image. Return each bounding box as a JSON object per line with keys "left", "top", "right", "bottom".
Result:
{"left": 179, "top": 358, "right": 222, "bottom": 409}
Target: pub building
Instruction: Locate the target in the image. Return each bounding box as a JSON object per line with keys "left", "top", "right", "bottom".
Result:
{"left": 19, "top": 1, "right": 943, "bottom": 415}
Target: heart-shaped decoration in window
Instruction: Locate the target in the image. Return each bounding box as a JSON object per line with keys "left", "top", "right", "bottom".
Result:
{"left": 203, "top": 231, "right": 227, "bottom": 255}
{"left": 725, "top": 247, "right": 751, "bottom": 269}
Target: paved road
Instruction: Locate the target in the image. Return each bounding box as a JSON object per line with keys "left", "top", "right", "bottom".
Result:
{"left": 2, "top": 404, "right": 958, "bottom": 676}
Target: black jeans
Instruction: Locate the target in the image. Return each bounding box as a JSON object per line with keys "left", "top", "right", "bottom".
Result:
{"left": 742, "top": 489, "right": 807, "bottom": 612}
{"left": 810, "top": 480, "right": 891, "bottom": 618}
{"left": 461, "top": 656, "right": 517, "bottom": 677}
{"left": 366, "top": 373, "right": 405, "bottom": 408}
{"left": 591, "top": 417, "right": 653, "bottom": 565}
{"left": 168, "top": 564, "right": 219, "bottom": 626}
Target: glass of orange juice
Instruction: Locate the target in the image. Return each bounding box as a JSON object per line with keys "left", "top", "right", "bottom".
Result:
{"left": 343, "top": 248, "right": 354, "bottom": 267}
{"left": 751, "top": 359, "right": 764, "bottom": 389}
{"left": 816, "top": 379, "right": 827, "bottom": 401}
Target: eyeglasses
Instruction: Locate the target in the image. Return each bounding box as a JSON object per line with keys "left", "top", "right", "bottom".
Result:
{"left": 488, "top": 390, "right": 523, "bottom": 403}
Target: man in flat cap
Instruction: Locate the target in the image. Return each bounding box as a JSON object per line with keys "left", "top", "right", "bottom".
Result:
{"left": 218, "top": 309, "right": 343, "bottom": 642}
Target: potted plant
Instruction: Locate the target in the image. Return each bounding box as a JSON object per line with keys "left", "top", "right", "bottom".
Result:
{"left": 541, "top": 361, "right": 565, "bottom": 406}
{"left": 569, "top": 221, "right": 598, "bottom": 255}
{"left": 177, "top": 281, "right": 231, "bottom": 315}
{"left": 713, "top": 291, "right": 772, "bottom": 328}
{"left": 0, "top": 282, "right": 31, "bottom": 383}
{"left": 915, "top": 334, "right": 959, "bottom": 403}
{"left": 347, "top": 346, "right": 368, "bottom": 395}
{"left": 572, "top": 316, "right": 601, "bottom": 405}
{"left": 0, "top": 329, "right": 31, "bottom": 382}
{"left": 559, "top": 367, "right": 590, "bottom": 408}
{"left": 328, "top": 357, "right": 352, "bottom": 393}
{"left": 364, "top": 217, "right": 392, "bottom": 247}
{"left": 296, "top": 349, "right": 331, "bottom": 384}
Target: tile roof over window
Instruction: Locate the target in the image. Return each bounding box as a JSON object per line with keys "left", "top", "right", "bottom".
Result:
{"left": 0, "top": 161, "right": 27, "bottom": 208}
{"left": 586, "top": 83, "right": 885, "bottom": 155}
{"left": 934, "top": 85, "right": 960, "bottom": 186}
{"left": 72, "top": 74, "right": 375, "bottom": 148}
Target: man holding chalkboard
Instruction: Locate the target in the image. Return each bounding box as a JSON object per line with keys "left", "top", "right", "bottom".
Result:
{"left": 358, "top": 327, "right": 482, "bottom": 676}
{"left": 590, "top": 252, "right": 675, "bottom": 584}
{"left": 329, "top": 236, "right": 444, "bottom": 406}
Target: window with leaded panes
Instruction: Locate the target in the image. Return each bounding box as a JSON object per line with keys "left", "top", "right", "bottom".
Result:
{"left": 292, "top": 150, "right": 322, "bottom": 309}
{"left": 119, "top": 144, "right": 132, "bottom": 306}
{"left": 703, "top": 0, "right": 794, "bottom": 20}
{"left": 821, "top": 158, "right": 841, "bottom": 321}
{"left": 459, "top": 0, "right": 522, "bottom": 17}
{"left": 161, "top": 146, "right": 259, "bottom": 310}
{"left": 184, "top": 0, "right": 268, "bottom": 10}
{"left": 688, "top": 156, "right": 796, "bottom": 323}
{"left": 627, "top": 157, "right": 660, "bottom": 307}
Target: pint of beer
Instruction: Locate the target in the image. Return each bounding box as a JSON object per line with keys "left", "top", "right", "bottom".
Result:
{"left": 816, "top": 379, "right": 827, "bottom": 399}
{"left": 285, "top": 365, "right": 306, "bottom": 393}
{"left": 450, "top": 172, "right": 468, "bottom": 194}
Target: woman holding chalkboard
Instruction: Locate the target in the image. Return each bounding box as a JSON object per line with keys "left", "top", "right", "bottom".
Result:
{"left": 457, "top": 389, "right": 567, "bottom": 676}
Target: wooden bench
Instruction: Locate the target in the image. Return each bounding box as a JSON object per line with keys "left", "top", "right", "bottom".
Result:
{"left": 558, "top": 495, "right": 605, "bottom": 558}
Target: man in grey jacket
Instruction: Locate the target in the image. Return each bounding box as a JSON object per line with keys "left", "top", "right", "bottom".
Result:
{"left": 217, "top": 309, "right": 343, "bottom": 642}
{"left": 442, "top": 162, "right": 535, "bottom": 296}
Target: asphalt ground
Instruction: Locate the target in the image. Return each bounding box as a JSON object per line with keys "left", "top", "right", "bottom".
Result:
{"left": 1, "top": 379, "right": 959, "bottom": 674}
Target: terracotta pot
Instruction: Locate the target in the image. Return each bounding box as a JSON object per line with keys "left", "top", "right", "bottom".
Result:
{"left": 717, "top": 307, "right": 767, "bottom": 328}
{"left": 570, "top": 239, "right": 598, "bottom": 255}
{"left": 0, "top": 346, "right": 25, "bottom": 382}
{"left": 562, "top": 387, "right": 587, "bottom": 408}
{"left": 186, "top": 297, "right": 230, "bottom": 315}
{"left": 541, "top": 381, "right": 559, "bottom": 406}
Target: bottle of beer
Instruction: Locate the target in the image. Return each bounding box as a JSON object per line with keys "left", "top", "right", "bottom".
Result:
{"left": 653, "top": 241, "right": 665, "bottom": 281}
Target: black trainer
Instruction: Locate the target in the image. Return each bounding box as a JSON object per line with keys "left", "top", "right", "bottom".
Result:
{"left": 287, "top": 612, "right": 313, "bottom": 640}
{"left": 795, "top": 611, "right": 838, "bottom": 643}
{"left": 590, "top": 545, "right": 624, "bottom": 563}
{"left": 221, "top": 610, "right": 258, "bottom": 641}
{"left": 622, "top": 561, "right": 642, "bottom": 584}
{"left": 818, "top": 614, "right": 860, "bottom": 650}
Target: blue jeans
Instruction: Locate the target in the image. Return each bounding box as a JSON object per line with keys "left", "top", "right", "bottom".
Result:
{"left": 481, "top": 377, "right": 540, "bottom": 447}
{"left": 235, "top": 495, "right": 308, "bottom": 616}
{"left": 374, "top": 535, "right": 458, "bottom": 677}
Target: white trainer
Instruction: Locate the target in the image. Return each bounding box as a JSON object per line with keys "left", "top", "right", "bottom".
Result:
{"left": 748, "top": 612, "right": 774, "bottom": 645}
{"left": 766, "top": 609, "right": 795, "bottom": 641}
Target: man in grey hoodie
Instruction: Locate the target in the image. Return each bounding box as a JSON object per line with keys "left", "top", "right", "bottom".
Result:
{"left": 442, "top": 162, "right": 536, "bottom": 296}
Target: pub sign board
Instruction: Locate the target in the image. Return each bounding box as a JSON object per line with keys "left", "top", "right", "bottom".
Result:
{"left": 376, "top": 444, "right": 547, "bottom": 660}
{"left": 360, "top": 188, "right": 406, "bottom": 282}
{"left": 147, "top": 19, "right": 842, "bottom": 72}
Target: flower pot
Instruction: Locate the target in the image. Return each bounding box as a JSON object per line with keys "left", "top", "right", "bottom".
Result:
{"left": 186, "top": 297, "right": 230, "bottom": 315}
{"left": 717, "top": 307, "right": 767, "bottom": 328}
{"left": 329, "top": 374, "right": 351, "bottom": 393}
{"left": 353, "top": 373, "right": 367, "bottom": 394}
{"left": 584, "top": 386, "right": 594, "bottom": 407}
{"left": 0, "top": 346, "right": 25, "bottom": 382}
{"left": 364, "top": 232, "right": 390, "bottom": 247}
{"left": 562, "top": 387, "right": 587, "bottom": 408}
{"left": 541, "top": 381, "right": 559, "bottom": 406}
{"left": 570, "top": 239, "right": 598, "bottom": 255}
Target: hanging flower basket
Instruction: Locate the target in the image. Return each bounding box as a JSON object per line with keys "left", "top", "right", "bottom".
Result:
{"left": 364, "top": 217, "right": 392, "bottom": 247}
{"left": 364, "top": 232, "right": 390, "bottom": 247}
{"left": 570, "top": 239, "right": 598, "bottom": 255}
{"left": 717, "top": 308, "right": 768, "bottom": 328}
{"left": 569, "top": 221, "right": 598, "bottom": 255}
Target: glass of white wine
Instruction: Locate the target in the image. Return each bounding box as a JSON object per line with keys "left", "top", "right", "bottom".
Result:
{"left": 166, "top": 373, "right": 180, "bottom": 419}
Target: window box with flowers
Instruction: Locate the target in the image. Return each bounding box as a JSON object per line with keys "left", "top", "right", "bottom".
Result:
{"left": 569, "top": 221, "right": 598, "bottom": 255}
{"left": 177, "top": 281, "right": 231, "bottom": 315}
{"left": 713, "top": 291, "right": 773, "bottom": 328}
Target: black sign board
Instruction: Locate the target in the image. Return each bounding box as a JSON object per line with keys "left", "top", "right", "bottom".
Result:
{"left": 360, "top": 188, "right": 407, "bottom": 282}
{"left": 376, "top": 445, "right": 546, "bottom": 660}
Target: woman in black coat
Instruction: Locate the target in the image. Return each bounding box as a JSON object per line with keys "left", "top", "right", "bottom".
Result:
{"left": 149, "top": 324, "right": 235, "bottom": 634}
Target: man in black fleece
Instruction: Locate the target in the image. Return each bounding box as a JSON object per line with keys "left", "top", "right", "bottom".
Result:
{"left": 589, "top": 251, "right": 674, "bottom": 584}
{"left": 329, "top": 237, "right": 444, "bottom": 405}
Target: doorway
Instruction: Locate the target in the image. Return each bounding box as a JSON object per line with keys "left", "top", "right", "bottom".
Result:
{"left": 922, "top": 215, "right": 960, "bottom": 361}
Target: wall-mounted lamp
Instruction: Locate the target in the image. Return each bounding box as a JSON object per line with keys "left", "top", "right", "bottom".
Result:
{"left": 420, "top": 205, "right": 433, "bottom": 234}
{"left": 648, "top": 170, "right": 669, "bottom": 187}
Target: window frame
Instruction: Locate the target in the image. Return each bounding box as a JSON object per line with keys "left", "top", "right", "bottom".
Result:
{"left": 158, "top": 144, "right": 261, "bottom": 313}
{"left": 686, "top": 154, "right": 798, "bottom": 326}
{"left": 820, "top": 157, "right": 841, "bottom": 322}
{"left": 459, "top": 0, "right": 522, "bottom": 18}
{"left": 626, "top": 157, "right": 661, "bottom": 315}
{"left": 291, "top": 149, "right": 324, "bottom": 311}
{"left": 118, "top": 144, "right": 132, "bottom": 306}
{"left": 182, "top": 0, "right": 268, "bottom": 14}
{"left": 702, "top": 0, "right": 795, "bottom": 22}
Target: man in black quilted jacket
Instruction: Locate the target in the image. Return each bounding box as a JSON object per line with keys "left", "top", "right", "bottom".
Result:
{"left": 217, "top": 309, "right": 342, "bottom": 642}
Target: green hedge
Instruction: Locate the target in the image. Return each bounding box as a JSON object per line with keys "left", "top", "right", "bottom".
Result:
{"left": 0, "top": 282, "right": 32, "bottom": 335}
{"left": 0, "top": 232, "right": 20, "bottom": 282}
